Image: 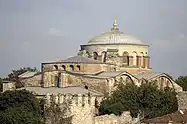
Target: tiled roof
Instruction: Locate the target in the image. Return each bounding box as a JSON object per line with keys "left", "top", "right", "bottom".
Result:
{"left": 142, "top": 110, "right": 187, "bottom": 123}
{"left": 18, "top": 86, "right": 103, "bottom": 96}
{"left": 133, "top": 72, "right": 163, "bottom": 80}
{"left": 44, "top": 56, "right": 103, "bottom": 64}
{"left": 18, "top": 71, "right": 39, "bottom": 78}
{"left": 96, "top": 71, "right": 124, "bottom": 78}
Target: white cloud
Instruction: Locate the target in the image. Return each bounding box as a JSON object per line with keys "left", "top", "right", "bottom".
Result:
{"left": 47, "top": 28, "right": 63, "bottom": 36}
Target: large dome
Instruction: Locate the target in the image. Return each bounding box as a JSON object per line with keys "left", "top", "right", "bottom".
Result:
{"left": 88, "top": 20, "right": 143, "bottom": 45}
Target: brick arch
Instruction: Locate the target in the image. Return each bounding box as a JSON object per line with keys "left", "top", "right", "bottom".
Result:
{"left": 156, "top": 75, "right": 175, "bottom": 90}
{"left": 120, "top": 74, "right": 134, "bottom": 84}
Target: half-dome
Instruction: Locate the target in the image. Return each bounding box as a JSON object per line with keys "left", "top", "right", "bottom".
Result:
{"left": 88, "top": 20, "right": 144, "bottom": 45}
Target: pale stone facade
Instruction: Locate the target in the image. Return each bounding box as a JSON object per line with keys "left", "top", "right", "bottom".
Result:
{"left": 2, "top": 81, "right": 15, "bottom": 92}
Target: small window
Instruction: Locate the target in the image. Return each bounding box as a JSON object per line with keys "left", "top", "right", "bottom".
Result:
{"left": 69, "top": 65, "right": 74, "bottom": 71}
{"left": 62, "top": 65, "right": 66, "bottom": 71}
{"left": 77, "top": 65, "right": 81, "bottom": 71}
{"left": 54, "top": 65, "right": 58, "bottom": 70}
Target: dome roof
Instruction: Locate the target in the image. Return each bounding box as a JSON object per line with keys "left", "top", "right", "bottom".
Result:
{"left": 88, "top": 20, "right": 144, "bottom": 45}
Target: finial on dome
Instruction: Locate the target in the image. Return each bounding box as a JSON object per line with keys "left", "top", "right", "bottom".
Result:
{"left": 111, "top": 19, "right": 119, "bottom": 31}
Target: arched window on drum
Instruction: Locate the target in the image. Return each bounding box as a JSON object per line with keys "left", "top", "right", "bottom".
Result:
{"left": 69, "top": 65, "right": 74, "bottom": 71}
{"left": 123, "top": 51, "right": 129, "bottom": 65}
{"left": 132, "top": 51, "right": 138, "bottom": 66}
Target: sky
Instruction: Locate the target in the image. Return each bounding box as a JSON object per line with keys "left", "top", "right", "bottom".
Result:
{"left": 0, "top": 0, "right": 187, "bottom": 78}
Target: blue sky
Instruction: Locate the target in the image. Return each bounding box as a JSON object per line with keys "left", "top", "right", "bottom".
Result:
{"left": 0, "top": 0, "right": 187, "bottom": 78}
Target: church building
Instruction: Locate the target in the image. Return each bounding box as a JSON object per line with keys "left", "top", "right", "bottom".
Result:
{"left": 19, "top": 20, "right": 182, "bottom": 95}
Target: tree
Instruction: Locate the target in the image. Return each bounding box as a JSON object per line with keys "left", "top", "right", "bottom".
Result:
{"left": 175, "top": 76, "right": 187, "bottom": 91}
{"left": 4, "top": 67, "right": 39, "bottom": 88}
{"left": 5, "top": 67, "right": 39, "bottom": 82}
{"left": 0, "top": 90, "right": 41, "bottom": 124}
{"left": 99, "top": 81, "right": 178, "bottom": 119}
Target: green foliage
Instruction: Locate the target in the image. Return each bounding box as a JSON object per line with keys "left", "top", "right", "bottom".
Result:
{"left": 5, "top": 67, "right": 39, "bottom": 82}
{"left": 4, "top": 67, "right": 39, "bottom": 88}
{"left": 99, "top": 82, "right": 178, "bottom": 119}
{"left": 0, "top": 90, "right": 41, "bottom": 124}
{"left": 175, "top": 76, "right": 187, "bottom": 91}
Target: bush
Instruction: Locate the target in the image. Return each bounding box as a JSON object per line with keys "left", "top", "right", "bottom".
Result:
{"left": 99, "top": 82, "right": 178, "bottom": 119}
{"left": 0, "top": 90, "right": 41, "bottom": 124}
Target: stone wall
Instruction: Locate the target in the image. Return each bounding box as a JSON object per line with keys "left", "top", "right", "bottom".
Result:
{"left": 94, "top": 111, "right": 139, "bottom": 124}
{"left": 177, "top": 91, "right": 187, "bottom": 110}
{"left": 42, "top": 71, "right": 109, "bottom": 94}
{"left": 119, "top": 67, "right": 152, "bottom": 74}
{"left": 21, "top": 74, "right": 42, "bottom": 87}
{"left": 45, "top": 93, "right": 97, "bottom": 124}
{"left": 80, "top": 44, "right": 150, "bottom": 70}
{"left": 2, "top": 82, "right": 16, "bottom": 92}
{"left": 42, "top": 63, "right": 114, "bottom": 74}
{"left": 44, "top": 93, "right": 139, "bottom": 124}
{"left": 64, "top": 73, "right": 109, "bottom": 93}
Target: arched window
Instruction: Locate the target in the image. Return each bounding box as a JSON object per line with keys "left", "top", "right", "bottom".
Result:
{"left": 166, "top": 80, "right": 170, "bottom": 87}
{"left": 77, "top": 65, "right": 80, "bottom": 71}
{"left": 126, "top": 76, "right": 133, "bottom": 83}
{"left": 54, "top": 65, "right": 58, "bottom": 70}
{"left": 62, "top": 65, "right": 66, "bottom": 71}
{"left": 101, "top": 51, "right": 107, "bottom": 62}
{"left": 140, "top": 52, "right": 144, "bottom": 67}
{"left": 132, "top": 51, "right": 137, "bottom": 66}
{"left": 120, "top": 77, "right": 123, "bottom": 82}
{"left": 69, "top": 65, "right": 74, "bottom": 71}
{"left": 93, "top": 52, "right": 98, "bottom": 60}
{"left": 54, "top": 75, "right": 59, "bottom": 87}
{"left": 123, "top": 51, "right": 129, "bottom": 65}
{"left": 160, "top": 78, "right": 164, "bottom": 90}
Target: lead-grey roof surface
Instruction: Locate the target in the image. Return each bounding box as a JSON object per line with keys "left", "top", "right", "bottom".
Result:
{"left": 44, "top": 55, "right": 103, "bottom": 64}
{"left": 18, "top": 71, "right": 38, "bottom": 78}
{"left": 134, "top": 72, "right": 163, "bottom": 79}
{"left": 18, "top": 86, "right": 103, "bottom": 96}
{"left": 88, "top": 20, "right": 145, "bottom": 45}
{"left": 96, "top": 71, "right": 124, "bottom": 78}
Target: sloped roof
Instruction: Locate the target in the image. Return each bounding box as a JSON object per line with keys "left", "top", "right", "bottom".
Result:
{"left": 18, "top": 86, "right": 103, "bottom": 96}
{"left": 43, "top": 56, "right": 104, "bottom": 64}
{"left": 142, "top": 110, "right": 187, "bottom": 123}
{"left": 18, "top": 71, "right": 39, "bottom": 78}
{"left": 134, "top": 72, "right": 163, "bottom": 80}
{"left": 96, "top": 71, "right": 125, "bottom": 78}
